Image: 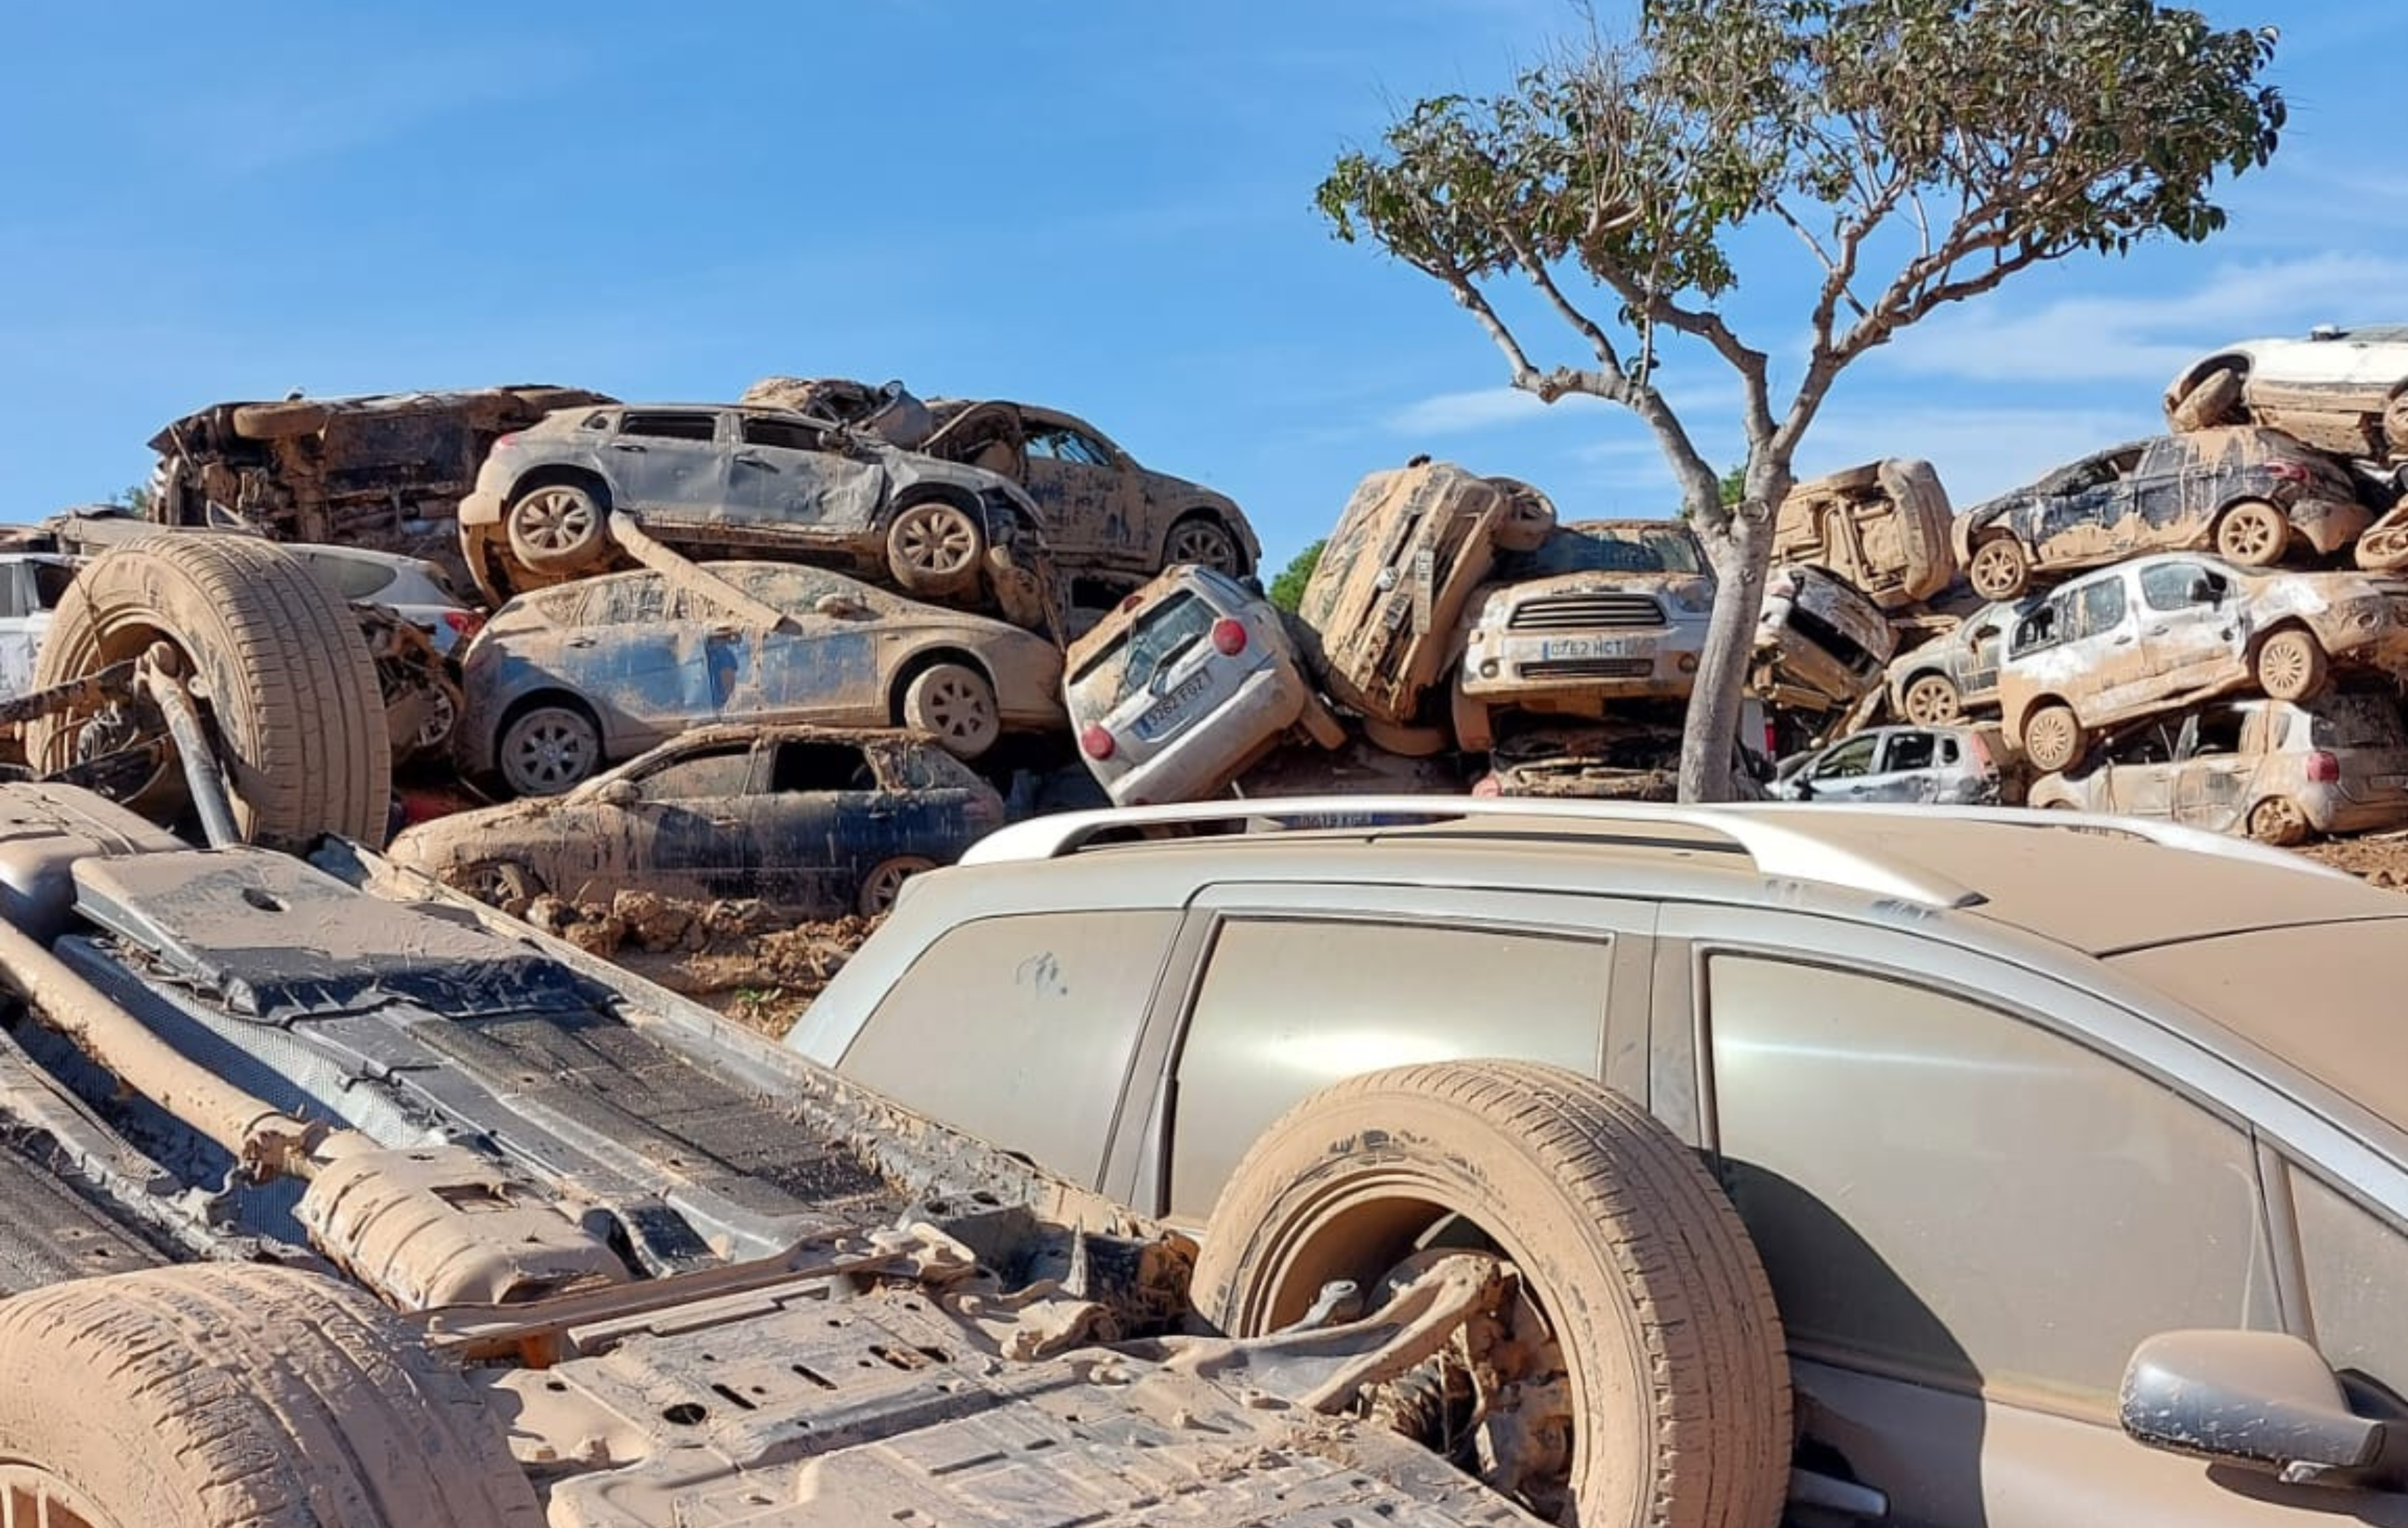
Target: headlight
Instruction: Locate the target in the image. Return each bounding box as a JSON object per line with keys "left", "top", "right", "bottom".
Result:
{"left": 1671, "top": 581, "right": 1715, "bottom": 614}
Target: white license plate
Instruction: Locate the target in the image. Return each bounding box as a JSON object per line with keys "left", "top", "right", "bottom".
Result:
{"left": 1134, "top": 669, "right": 1214, "bottom": 740}
{"left": 1540, "top": 636, "right": 1643, "bottom": 660}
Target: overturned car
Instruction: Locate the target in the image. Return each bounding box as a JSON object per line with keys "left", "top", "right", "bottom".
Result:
{"left": 1771, "top": 458, "right": 1955, "bottom": 611}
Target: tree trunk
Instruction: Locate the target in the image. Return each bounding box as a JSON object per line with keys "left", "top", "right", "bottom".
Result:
{"left": 1680, "top": 511, "right": 1775, "bottom": 802}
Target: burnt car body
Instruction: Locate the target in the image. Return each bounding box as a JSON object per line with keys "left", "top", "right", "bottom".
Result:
{"left": 1773, "top": 723, "right": 2014, "bottom": 806}
{"left": 1997, "top": 553, "right": 2408, "bottom": 773}
{"left": 1952, "top": 427, "right": 2370, "bottom": 601}
{"left": 2026, "top": 694, "right": 2408, "bottom": 845}
{"left": 388, "top": 724, "right": 1005, "bottom": 915}
{"left": 1752, "top": 563, "right": 1897, "bottom": 710}
{"left": 2165, "top": 323, "right": 2408, "bottom": 460}
{"left": 1451, "top": 520, "right": 1715, "bottom": 752}
{"left": 1065, "top": 564, "right": 1343, "bottom": 806}
{"left": 457, "top": 403, "right": 1053, "bottom": 620}
{"left": 458, "top": 560, "right": 1065, "bottom": 794}
{"left": 1772, "top": 458, "right": 1956, "bottom": 611}
{"left": 1882, "top": 599, "right": 2031, "bottom": 725}
{"left": 145, "top": 386, "right": 614, "bottom": 580}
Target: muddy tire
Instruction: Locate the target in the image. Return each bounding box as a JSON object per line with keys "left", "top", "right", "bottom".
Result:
{"left": 504, "top": 482, "right": 609, "bottom": 577}
{"left": 506, "top": 386, "right": 603, "bottom": 417}
{"left": 228, "top": 399, "right": 331, "bottom": 441}
{"left": 1192, "top": 1061, "right": 1790, "bottom": 1528}
{"left": 1361, "top": 714, "right": 1452, "bottom": 758}
{"left": 1901, "top": 672, "right": 1964, "bottom": 726}
{"left": 1815, "top": 461, "right": 1885, "bottom": 494}
{"left": 1448, "top": 681, "right": 1497, "bottom": 753}
{"left": 1487, "top": 476, "right": 1559, "bottom": 554}
{"left": 887, "top": 501, "right": 986, "bottom": 601}
{"left": 2384, "top": 392, "right": 2408, "bottom": 457}
{"left": 458, "top": 859, "right": 545, "bottom": 910}
{"left": 2021, "top": 702, "right": 2085, "bottom": 773}
{"left": 2247, "top": 796, "right": 2310, "bottom": 847}
{"left": 1163, "top": 514, "right": 1247, "bottom": 575}
{"left": 0, "top": 1261, "right": 543, "bottom": 1528}
{"left": 901, "top": 662, "right": 1001, "bottom": 759}
{"left": 28, "top": 534, "right": 390, "bottom": 849}
{"left": 857, "top": 854, "right": 937, "bottom": 916}
{"left": 2254, "top": 627, "right": 2329, "bottom": 702}
{"left": 2168, "top": 366, "right": 2245, "bottom": 432}
{"left": 496, "top": 700, "right": 603, "bottom": 796}
{"left": 2214, "top": 499, "right": 2290, "bottom": 567}
{"left": 1966, "top": 535, "right": 2030, "bottom": 601}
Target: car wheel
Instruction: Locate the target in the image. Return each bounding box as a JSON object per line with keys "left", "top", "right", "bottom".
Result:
{"left": 2022, "top": 702, "right": 2084, "bottom": 773}
{"left": 1361, "top": 714, "right": 1452, "bottom": 758}
{"left": 228, "top": 398, "right": 331, "bottom": 441}
{"left": 901, "top": 662, "right": 1001, "bottom": 759}
{"left": 1163, "top": 515, "right": 1245, "bottom": 575}
{"left": 887, "top": 501, "right": 985, "bottom": 601}
{"left": 857, "top": 854, "right": 938, "bottom": 917}
{"left": 1966, "top": 536, "right": 2030, "bottom": 601}
{"left": 2214, "top": 499, "right": 2290, "bottom": 567}
{"left": 458, "top": 859, "right": 546, "bottom": 910}
{"left": 2247, "top": 796, "right": 2310, "bottom": 847}
{"left": 498, "top": 702, "right": 603, "bottom": 796}
{"left": 2167, "top": 366, "right": 2245, "bottom": 432}
{"left": 1901, "top": 672, "right": 1964, "bottom": 726}
{"left": 2254, "top": 627, "right": 2329, "bottom": 701}
{"left": 409, "top": 673, "right": 462, "bottom": 757}
{"left": 505, "top": 482, "right": 610, "bottom": 577}
{"left": 2383, "top": 391, "right": 2408, "bottom": 456}
{"left": 1191, "top": 1061, "right": 1790, "bottom": 1528}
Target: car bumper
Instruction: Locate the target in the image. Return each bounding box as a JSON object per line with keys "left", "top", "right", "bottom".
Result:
{"left": 1090, "top": 665, "right": 1304, "bottom": 806}
{"left": 458, "top": 488, "right": 506, "bottom": 529}
{"left": 1460, "top": 629, "right": 1702, "bottom": 701}
{"left": 2291, "top": 494, "right": 2374, "bottom": 556}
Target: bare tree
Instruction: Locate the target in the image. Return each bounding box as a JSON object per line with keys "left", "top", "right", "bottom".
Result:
{"left": 1317, "top": 0, "right": 2283, "bottom": 797}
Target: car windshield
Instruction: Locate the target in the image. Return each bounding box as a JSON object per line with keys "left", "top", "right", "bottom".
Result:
{"left": 2312, "top": 696, "right": 2408, "bottom": 750}
{"left": 1068, "top": 590, "right": 1216, "bottom": 716}
{"left": 1503, "top": 524, "right": 1705, "bottom": 578}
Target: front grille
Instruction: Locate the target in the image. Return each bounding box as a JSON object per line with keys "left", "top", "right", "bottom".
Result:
{"left": 1509, "top": 594, "right": 1665, "bottom": 631}
{"left": 1520, "top": 658, "right": 1658, "bottom": 680}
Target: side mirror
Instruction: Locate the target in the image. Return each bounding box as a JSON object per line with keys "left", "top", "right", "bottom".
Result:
{"left": 2122, "top": 1330, "right": 2390, "bottom": 1488}
{"left": 596, "top": 779, "right": 641, "bottom": 809}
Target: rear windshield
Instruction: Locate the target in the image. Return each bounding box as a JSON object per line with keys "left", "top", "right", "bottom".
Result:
{"left": 1503, "top": 523, "right": 1705, "bottom": 578}
{"left": 2311, "top": 696, "right": 2408, "bottom": 750}
{"left": 1069, "top": 590, "right": 1214, "bottom": 716}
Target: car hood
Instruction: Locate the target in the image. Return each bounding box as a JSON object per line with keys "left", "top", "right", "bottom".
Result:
{"left": 1475, "top": 570, "right": 1713, "bottom": 620}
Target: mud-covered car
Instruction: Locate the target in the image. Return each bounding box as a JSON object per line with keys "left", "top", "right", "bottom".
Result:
{"left": 457, "top": 403, "right": 1053, "bottom": 618}
{"left": 1772, "top": 458, "right": 1955, "bottom": 610}
{"left": 1773, "top": 722, "right": 2013, "bottom": 806}
{"left": 1953, "top": 427, "right": 2371, "bottom": 601}
{"left": 0, "top": 554, "right": 80, "bottom": 700}
{"left": 1450, "top": 519, "right": 1714, "bottom": 752}
{"left": 1066, "top": 564, "right": 1344, "bottom": 805}
{"left": 144, "top": 385, "right": 614, "bottom": 575}
{"left": 2027, "top": 693, "right": 2408, "bottom": 846}
{"left": 459, "top": 560, "right": 1065, "bottom": 794}
{"left": 1882, "top": 598, "right": 2029, "bottom": 725}
{"left": 389, "top": 724, "right": 1005, "bottom": 915}
{"left": 1998, "top": 553, "right": 2408, "bottom": 772}
{"left": 2165, "top": 323, "right": 2408, "bottom": 459}
{"left": 1752, "top": 562, "right": 1896, "bottom": 710}
{"left": 1469, "top": 712, "right": 1770, "bottom": 800}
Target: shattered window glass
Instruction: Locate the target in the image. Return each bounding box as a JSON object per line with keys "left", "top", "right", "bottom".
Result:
{"left": 1067, "top": 591, "right": 1216, "bottom": 716}
{"left": 632, "top": 745, "right": 755, "bottom": 802}
{"left": 1030, "top": 427, "right": 1112, "bottom": 466}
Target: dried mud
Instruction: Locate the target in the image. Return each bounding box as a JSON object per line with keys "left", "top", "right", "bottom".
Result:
{"left": 2302, "top": 829, "right": 2408, "bottom": 892}
{"left": 517, "top": 888, "right": 874, "bottom": 1038}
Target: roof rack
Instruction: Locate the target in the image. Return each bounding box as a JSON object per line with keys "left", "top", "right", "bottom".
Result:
{"left": 958, "top": 796, "right": 2352, "bottom": 908}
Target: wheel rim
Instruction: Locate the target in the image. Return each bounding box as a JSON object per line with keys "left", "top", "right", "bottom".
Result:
{"left": 413, "top": 686, "right": 458, "bottom": 752}
{"left": 501, "top": 708, "right": 597, "bottom": 794}
{"left": 1970, "top": 541, "right": 2020, "bottom": 595}
{"left": 922, "top": 674, "right": 993, "bottom": 742}
{"left": 2028, "top": 710, "right": 2076, "bottom": 767}
{"left": 1904, "top": 677, "right": 1959, "bottom": 726}
{"left": 512, "top": 488, "right": 594, "bottom": 554}
{"left": 861, "top": 858, "right": 932, "bottom": 914}
{"left": 2251, "top": 799, "right": 2306, "bottom": 843}
{"left": 898, "top": 508, "right": 977, "bottom": 575}
{"left": 2220, "top": 507, "right": 2281, "bottom": 564}
{"left": 0, "top": 1461, "right": 119, "bottom": 1528}
{"left": 1169, "top": 521, "right": 1239, "bottom": 572}
{"left": 2260, "top": 637, "right": 2311, "bottom": 696}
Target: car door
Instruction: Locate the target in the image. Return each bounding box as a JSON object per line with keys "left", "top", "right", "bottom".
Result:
{"left": 2171, "top": 704, "right": 2259, "bottom": 834}
{"left": 2093, "top": 721, "right": 2180, "bottom": 819}
{"left": 605, "top": 409, "right": 729, "bottom": 520}
{"left": 2136, "top": 559, "right": 2248, "bottom": 699}
{"left": 1954, "top": 611, "right": 2008, "bottom": 704}
{"left": 2126, "top": 439, "right": 2196, "bottom": 550}
{"left": 1102, "top": 881, "right": 1657, "bottom": 1224}
{"left": 1867, "top": 730, "right": 1942, "bottom": 803}
{"left": 1651, "top": 906, "right": 2350, "bottom": 1528}
{"left": 724, "top": 413, "right": 890, "bottom": 540}
{"left": 702, "top": 566, "right": 884, "bottom": 725}
{"left": 1019, "top": 414, "right": 1134, "bottom": 566}
{"left": 614, "top": 738, "right": 766, "bottom": 900}
{"left": 1796, "top": 733, "right": 1882, "bottom": 800}
{"left": 736, "top": 736, "right": 874, "bottom": 913}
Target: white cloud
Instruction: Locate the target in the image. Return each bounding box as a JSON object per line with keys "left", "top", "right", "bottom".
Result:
{"left": 1384, "top": 386, "right": 1556, "bottom": 434}
{"left": 1800, "top": 402, "right": 2156, "bottom": 507}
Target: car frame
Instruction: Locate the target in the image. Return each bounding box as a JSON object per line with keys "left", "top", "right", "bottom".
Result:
{"left": 1771, "top": 458, "right": 1956, "bottom": 611}
{"left": 1772, "top": 722, "right": 2012, "bottom": 806}
{"left": 1882, "top": 598, "right": 2029, "bottom": 725}
{"left": 1752, "top": 562, "right": 1896, "bottom": 710}
{"left": 2165, "top": 323, "right": 2408, "bottom": 460}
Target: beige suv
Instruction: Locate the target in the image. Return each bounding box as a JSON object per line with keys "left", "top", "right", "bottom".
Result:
{"left": 791, "top": 798, "right": 2408, "bottom": 1527}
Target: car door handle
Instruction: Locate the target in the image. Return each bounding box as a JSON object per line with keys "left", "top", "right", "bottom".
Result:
{"left": 733, "top": 450, "right": 770, "bottom": 467}
{"left": 609, "top": 441, "right": 647, "bottom": 453}
{"left": 565, "top": 636, "right": 595, "bottom": 649}
{"left": 2112, "top": 634, "right": 2135, "bottom": 644}
{"left": 708, "top": 816, "right": 741, "bottom": 829}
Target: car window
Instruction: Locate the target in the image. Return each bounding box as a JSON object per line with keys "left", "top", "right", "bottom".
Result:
{"left": 29, "top": 562, "right": 77, "bottom": 611}
{"left": 704, "top": 563, "right": 849, "bottom": 609}
{"left": 741, "top": 415, "right": 827, "bottom": 452}
{"left": 1167, "top": 917, "right": 1610, "bottom": 1221}
{"left": 1028, "top": 427, "right": 1112, "bottom": 466}
{"left": 631, "top": 744, "right": 755, "bottom": 802}
{"left": 619, "top": 411, "right": 718, "bottom": 443}
{"left": 2138, "top": 562, "right": 2223, "bottom": 613}
{"left": 1705, "top": 955, "right": 2264, "bottom": 1406}
{"left": 873, "top": 742, "right": 985, "bottom": 793}
{"left": 2009, "top": 593, "right": 2071, "bottom": 657}
{"left": 2309, "top": 695, "right": 2408, "bottom": 751}
{"left": 768, "top": 740, "right": 873, "bottom": 793}
{"left": 1811, "top": 736, "right": 1879, "bottom": 779}
{"left": 2292, "top": 1169, "right": 2408, "bottom": 1393}
{"left": 587, "top": 576, "right": 671, "bottom": 626}
{"left": 841, "top": 912, "right": 1179, "bottom": 1185}
{"left": 300, "top": 552, "right": 399, "bottom": 602}
{"left": 1885, "top": 733, "right": 1936, "bottom": 773}
{"left": 1067, "top": 591, "right": 1215, "bottom": 717}
{"left": 2072, "top": 578, "right": 2128, "bottom": 641}
{"left": 2187, "top": 708, "right": 2247, "bottom": 757}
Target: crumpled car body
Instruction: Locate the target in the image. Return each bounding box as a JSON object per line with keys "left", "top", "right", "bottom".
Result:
{"left": 2026, "top": 693, "right": 2408, "bottom": 843}
{"left": 1772, "top": 723, "right": 2011, "bottom": 807}
{"left": 2165, "top": 324, "right": 2408, "bottom": 459}
{"left": 457, "top": 403, "right": 1052, "bottom": 615}
{"left": 145, "top": 386, "right": 614, "bottom": 583}
{"left": 1998, "top": 552, "right": 2408, "bottom": 769}
{"left": 1951, "top": 428, "right": 2370, "bottom": 601}
{"left": 457, "top": 560, "right": 1064, "bottom": 794}
{"left": 388, "top": 724, "right": 1005, "bottom": 915}
{"left": 1452, "top": 520, "right": 1714, "bottom": 751}
{"left": 1753, "top": 564, "right": 1897, "bottom": 710}
{"left": 1882, "top": 599, "right": 2031, "bottom": 725}
{"left": 1772, "top": 459, "right": 1956, "bottom": 611}
{"left": 1064, "top": 564, "right": 1341, "bottom": 806}
{"left": 1470, "top": 716, "right": 1768, "bottom": 801}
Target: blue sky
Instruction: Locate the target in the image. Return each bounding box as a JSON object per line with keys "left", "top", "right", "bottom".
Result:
{"left": 0, "top": 0, "right": 2386, "bottom": 572}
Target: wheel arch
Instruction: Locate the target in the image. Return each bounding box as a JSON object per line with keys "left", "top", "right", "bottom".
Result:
{"left": 1160, "top": 505, "right": 1255, "bottom": 574}
{"left": 504, "top": 462, "right": 612, "bottom": 511}
{"left": 2008, "top": 690, "right": 2077, "bottom": 743}
{"left": 886, "top": 644, "right": 997, "bottom": 726}
{"left": 492, "top": 687, "right": 607, "bottom": 771}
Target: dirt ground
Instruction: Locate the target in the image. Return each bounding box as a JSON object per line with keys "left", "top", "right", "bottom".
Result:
{"left": 516, "top": 889, "right": 872, "bottom": 1038}
{"left": 2301, "top": 829, "right": 2408, "bottom": 890}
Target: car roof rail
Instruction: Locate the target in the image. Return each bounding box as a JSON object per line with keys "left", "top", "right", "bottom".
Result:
{"left": 959, "top": 796, "right": 2353, "bottom": 907}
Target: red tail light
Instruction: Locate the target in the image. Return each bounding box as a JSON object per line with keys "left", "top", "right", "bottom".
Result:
{"left": 1080, "top": 724, "right": 1117, "bottom": 761}
{"left": 442, "top": 610, "right": 485, "bottom": 638}
{"left": 1211, "top": 617, "right": 1248, "bottom": 656}
{"left": 2266, "top": 459, "right": 2311, "bottom": 484}
{"left": 1763, "top": 719, "right": 1778, "bottom": 759}
{"left": 2306, "top": 749, "right": 2341, "bottom": 783}
{"left": 493, "top": 432, "right": 521, "bottom": 450}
